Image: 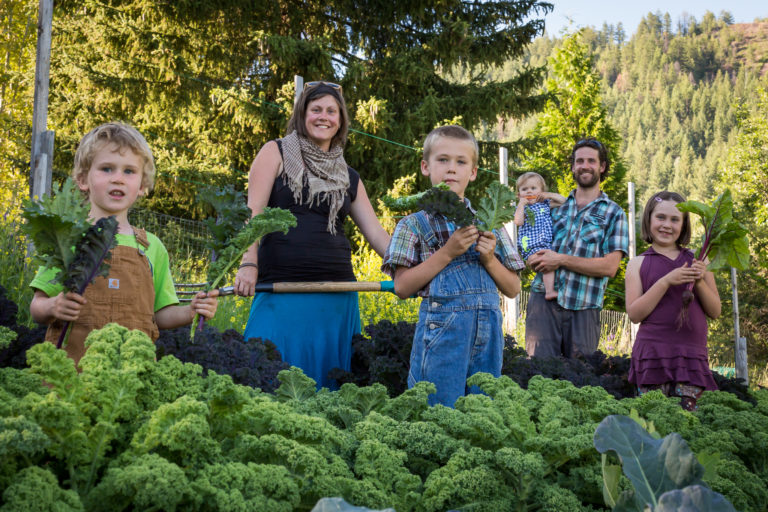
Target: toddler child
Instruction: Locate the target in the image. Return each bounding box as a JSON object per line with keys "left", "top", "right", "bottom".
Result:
{"left": 382, "top": 125, "right": 524, "bottom": 407}
{"left": 30, "top": 122, "right": 218, "bottom": 365}
{"left": 514, "top": 172, "right": 565, "bottom": 300}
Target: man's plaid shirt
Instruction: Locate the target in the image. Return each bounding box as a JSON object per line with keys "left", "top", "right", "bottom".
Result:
{"left": 531, "top": 190, "right": 628, "bottom": 310}
{"left": 382, "top": 201, "right": 524, "bottom": 297}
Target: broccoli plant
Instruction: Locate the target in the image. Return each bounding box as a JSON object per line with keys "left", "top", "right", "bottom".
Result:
{"left": 22, "top": 179, "right": 119, "bottom": 348}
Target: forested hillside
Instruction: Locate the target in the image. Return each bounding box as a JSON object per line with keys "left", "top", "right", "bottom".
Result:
{"left": 491, "top": 10, "right": 768, "bottom": 207}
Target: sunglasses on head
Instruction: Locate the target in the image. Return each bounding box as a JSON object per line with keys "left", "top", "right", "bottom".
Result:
{"left": 304, "top": 81, "right": 343, "bottom": 93}
{"left": 574, "top": 138, "right": 603, "bottom": 150}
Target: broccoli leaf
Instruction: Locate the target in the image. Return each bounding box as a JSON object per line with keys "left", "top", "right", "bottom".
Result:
{"left": 381, "top": 183, "right": 450, "bottom": 212}
{"left": 416, "top": 187, "right": 474, "bottom": 227}
{"left": 475, "top": 182, "right": 516, "bottom": 231}
{"left": 22, "top": 178, "right": 92, "bottom": 276}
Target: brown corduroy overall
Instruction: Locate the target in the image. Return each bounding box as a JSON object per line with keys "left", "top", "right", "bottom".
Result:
{"left": 45, "top": 229, "right": 160, "bottom": 365}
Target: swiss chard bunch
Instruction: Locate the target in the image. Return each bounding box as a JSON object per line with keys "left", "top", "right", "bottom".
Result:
{"left": 675, "top": 189, "right": 749, "bottom": 327}
{"left": 418, "top": 181, "right": 517, "bottom": 231}
{"left": 22, "top": 179, "right": 119, "bottom": 348}
{"left": 191, "top": 205, "right": 297, "bottom": 338}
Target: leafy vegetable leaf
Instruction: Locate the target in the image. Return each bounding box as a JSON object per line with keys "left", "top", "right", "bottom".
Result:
{"left": 594, "top": 414, "right": 706, "bottom": 510}
{"left": 381, "top": 183, "right": 450, "bottom": 212}
{"left": 62, "top": 216, "right": 119, "bottom": 294}
{"left": 416, "top": 187, "right": 474, "bottom": 227}
{"left": 275, "top": 367, "right": 317, "bottom": 401}
{"left": 311, "top": 497, "right": 396, "bottom": 512}
{"left": 199, "top": 185, "right": 251, "bottom": 260}
{"left": 676, "top": 189, "right": 750, "bottom": 271}
{"left": 206, "top": 206, "right": 296, "bottom": 289}
{"left": 655, "top": 485, "right": 737, "bottom": 512}
{"left": 525, "top": 207, "right": 536, "bottom": 227}
{"left": 475, "top": 182, "right": 516, "bottom": 231}
{"left": 22, "top": 178, "right": 92, "bottom": 276}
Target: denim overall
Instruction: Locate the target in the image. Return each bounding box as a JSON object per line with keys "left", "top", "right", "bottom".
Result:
{"left": 408, "top": 212, "right": 504, "bottom": 407}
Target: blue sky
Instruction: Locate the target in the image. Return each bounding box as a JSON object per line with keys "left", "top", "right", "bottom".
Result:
{"left": 542, "top": 1, "right": 768, "bottom": 36}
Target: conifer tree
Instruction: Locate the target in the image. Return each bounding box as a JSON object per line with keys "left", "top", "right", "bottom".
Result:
{"left": 520, "top": 29, "right": 627, "bottom": 204}
{"left": 0, "top": 0, "right": 36, "bottom": 207}
{"left": 47, "top": 0, "right": 553, "bottom": 215}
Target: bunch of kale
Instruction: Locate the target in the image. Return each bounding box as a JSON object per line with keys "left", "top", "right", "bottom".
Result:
{"left": 333, "top": 319, "right": 755, "bottom": 403}
{"left": 0, "top": 285, "right": 46, "bottom": 369}
{"left": 155, "top": 324, "right": 289, "bottom": 392}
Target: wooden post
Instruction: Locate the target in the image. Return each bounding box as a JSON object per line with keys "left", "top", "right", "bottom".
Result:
{"left": 731, "top": 267, "right": 748, "bottom": 384}
{"left": 294, "top": 75, "right": 303, "bottom": 103}
{"left": 628, "top": 182, "right": 638, "bottom": 345}
{"left": 499, "top": 147, "right": 519, "bottom": 337}
{"left": 30, "top": 0, "right": 54, "bottom": 200}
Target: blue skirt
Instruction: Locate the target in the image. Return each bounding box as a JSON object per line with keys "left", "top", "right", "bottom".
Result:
{"left": 243, "top": 291, "right": 360, "bottom": 389}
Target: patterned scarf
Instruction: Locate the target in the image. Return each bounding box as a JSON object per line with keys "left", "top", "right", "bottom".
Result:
{"left": 280, "top": 131, "right": 350, "bottom": 234}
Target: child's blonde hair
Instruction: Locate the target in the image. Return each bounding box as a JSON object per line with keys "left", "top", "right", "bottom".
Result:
{"left": 72, "top": 122, "right": 156, "bottom": 193}
{"left": 516, "top": 172, "right": 548, "bottom": 193}
{"left": 423, "top": 125, "right": 479, "bottom": 166}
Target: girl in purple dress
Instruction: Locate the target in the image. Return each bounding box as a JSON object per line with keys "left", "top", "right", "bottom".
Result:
{"left": 626, "top": 191, "right": 721, "bottom": 410}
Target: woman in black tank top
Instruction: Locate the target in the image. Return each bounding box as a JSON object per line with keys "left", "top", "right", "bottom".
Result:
{"left": 233, "top": 82, "right": 390, "bottom": 389}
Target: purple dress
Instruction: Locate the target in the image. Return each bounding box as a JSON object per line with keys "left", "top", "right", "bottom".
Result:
{"left": 628, "top": 247, "right": 717, "bottom": 390}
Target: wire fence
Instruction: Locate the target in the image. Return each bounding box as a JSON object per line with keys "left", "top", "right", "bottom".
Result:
{"left": 507, "top": 290, "right": 632, "bottom": 353}
{"left": 128, "top": 208, "right": 211, "bottom": 262}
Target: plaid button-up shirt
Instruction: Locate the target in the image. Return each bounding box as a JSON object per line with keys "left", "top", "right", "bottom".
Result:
{"left": 531, "top": 191, "right": 628, "bottom": 310}
{"left": 382, "top": 200, "right": 524, "bottom": 297}
{"left": 531, "top": 191, "right": 629, "bottom": 310}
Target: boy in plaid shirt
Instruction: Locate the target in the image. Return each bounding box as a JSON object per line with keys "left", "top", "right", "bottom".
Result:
{"left": 382, "top": 125, "right": 524, "bottom": 407}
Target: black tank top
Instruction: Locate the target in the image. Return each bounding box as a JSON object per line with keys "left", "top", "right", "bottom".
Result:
{"left": 257, "top": 139, "right": 359, "bottom": 283}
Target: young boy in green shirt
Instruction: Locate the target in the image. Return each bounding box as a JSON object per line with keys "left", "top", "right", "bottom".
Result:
{"left": 29, "top": 122, "right": 218, "bottom": 364}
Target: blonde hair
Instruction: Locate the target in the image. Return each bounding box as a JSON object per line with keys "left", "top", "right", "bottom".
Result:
{"left": 422, "top": 125, "right": 479, "bottom": 166}
{"left": 516, "top": 171, "right": 548, "bottom": 193}
{"left": 72, "top": 122, "right": 156, "bottom": 192}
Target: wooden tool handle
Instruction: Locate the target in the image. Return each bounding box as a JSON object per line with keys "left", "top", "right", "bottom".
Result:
{"left": 270, "top": 281, "right": 385, "bottom": 293}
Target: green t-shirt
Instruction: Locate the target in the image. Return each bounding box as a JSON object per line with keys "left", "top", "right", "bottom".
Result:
{"left": 30, "top": 232, "right": 179, "bottom": 312}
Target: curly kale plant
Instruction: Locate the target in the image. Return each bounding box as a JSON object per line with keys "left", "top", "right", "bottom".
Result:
{"left": 474, "top": 181, "right": 517, "bottom": 231}
{"left": 191, "top": 206, "right": 297, "bottom": 338}
{"left": 22, "top": 179, "right": 119, "bottom": 348}
{"left": 156, "top": 324, "right": 289, "bottom": 392}
{"left": 381, "top": 182, "right": 451, "bottom": 211}
{"left": 417, "top": 181, "right": 516, "bottom": 231}
{"left": 198, "top": 184, "right": 251, "bottom": 261}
